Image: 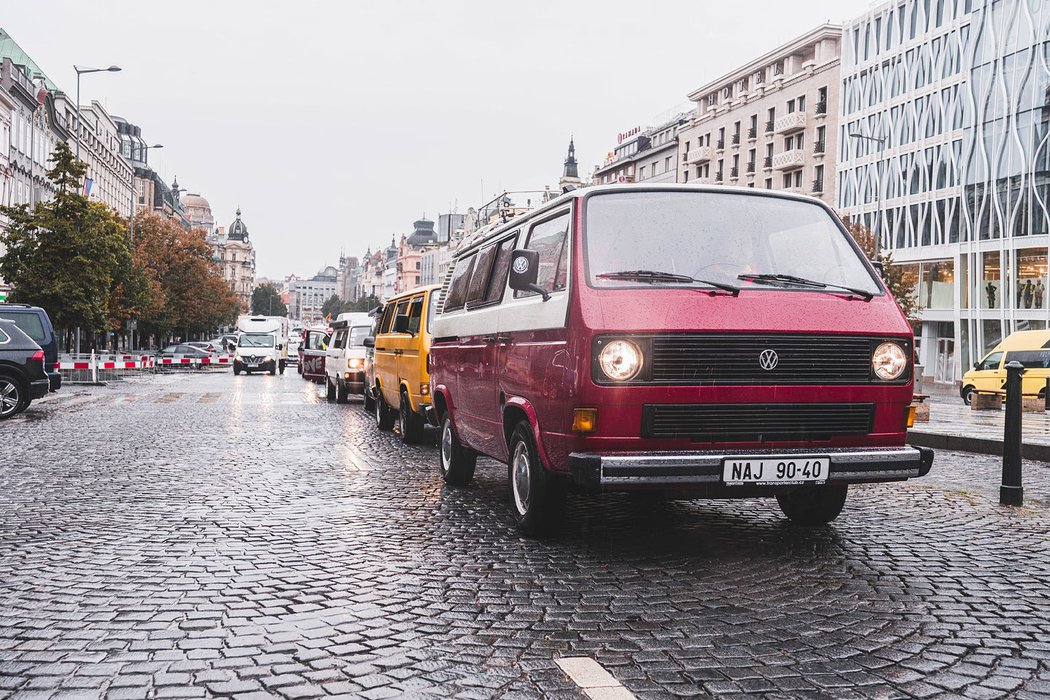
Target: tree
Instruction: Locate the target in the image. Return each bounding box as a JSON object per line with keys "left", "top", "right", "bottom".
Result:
{"left": 321, "top": 294, "right": 344, "bottom": 320}
{"left": 0, "top": 142, "right": 138, "bottom": 348}
{"left": 132, "top": 213, "right": 240, "bottom": 341}
{"left": 343, "top": 294, "right": 381, "bottom": 313}
{"left": 251, "top": 283, "right": 287, "bottom": 317}
{"left": 841, "top": 216, "right": 921, "bottom": 320}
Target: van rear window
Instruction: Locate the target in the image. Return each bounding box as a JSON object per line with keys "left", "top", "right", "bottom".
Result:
{"left": 0, "top": 312, "right": 45, "bottom": 342}
{"left": 443, "top": 255, "right": 476, "bottom": 312}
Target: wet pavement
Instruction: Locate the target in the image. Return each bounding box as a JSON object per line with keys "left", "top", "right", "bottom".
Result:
{"left": 2, "top": 371, "right": 1050, "bottom": 699}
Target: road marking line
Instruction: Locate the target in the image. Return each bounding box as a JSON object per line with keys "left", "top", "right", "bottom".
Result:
{"left": 555, "top": 657, "right": 637, "bottom": 699}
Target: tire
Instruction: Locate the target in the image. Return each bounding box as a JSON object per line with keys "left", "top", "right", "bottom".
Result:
{"left": 233, "top": 367, "right": 241, "bottom": 376}
{"left": 439, "top": 413, "right": 476, "bottom": 486}
{"left": 245, "top": 369, "right": 252, "bottom": 375}
{"left": 398, "top": 390, "right": 425, "bottom": 444}
{"left": 363, "top": 387, "right": 375, "bottom": 413}
{"left": 269, "top": 363, "right": 277, "bottom": 376}
{"left": 776, "top": 485, "right": 848, "bottom": 525}
{"left": 961, "top": 384, "right": 976, "bottom": 405}
{"left": 0, "top": 374, "right": 25, "bottom": 419}
{"left": 326, "top": 377, "right": 336, "bottom": 402}
{"left": 507, "top": 420, "right": 566, "bottom": 537}
{"left": 279, "top": 359, "right": 286, "bottom": 375}
{"left": 375, "top": 387, "right": 395, "bottom": 431}
{"left": 336, "top": 379, "right": 349, "bottom": 404}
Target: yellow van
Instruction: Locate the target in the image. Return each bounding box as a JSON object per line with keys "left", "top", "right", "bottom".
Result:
{"left": 961, "top": 329, "right": 1050, "bottom": 404}
{"left": 366, "top": 285, "right": 440, "bottom": 443}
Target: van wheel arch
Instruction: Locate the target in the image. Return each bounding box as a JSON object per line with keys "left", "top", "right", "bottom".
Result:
{"left": 433, "top": 391, "right": 449, "bottom": 422}
{"left": 503, "top": 405, "right": 531, "bottom": 453}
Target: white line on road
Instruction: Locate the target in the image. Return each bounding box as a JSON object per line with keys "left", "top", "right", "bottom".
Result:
{"left": 555, "top": 657, "right": 638, "bottom": 699}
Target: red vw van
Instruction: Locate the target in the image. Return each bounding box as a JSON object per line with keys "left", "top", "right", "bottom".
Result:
{"left": 429, "top": 185, "right": 933, "bottom": 536}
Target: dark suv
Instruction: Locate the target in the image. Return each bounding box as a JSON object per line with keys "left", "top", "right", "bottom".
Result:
{"left": 0, "top": 319, "right": 49, "bottom": 419}
{"left": 0, "top": 304, "right": 61, "bottom": 391}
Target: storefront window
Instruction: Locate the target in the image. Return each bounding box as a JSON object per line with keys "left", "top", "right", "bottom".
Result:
{"left": 1015, "top": 247, "right": 1047, "bottom": 309}
{"left": 918, "top": 260, "right": 953, "bottom": 308}
{"left": 983, "top": 319, "right": 1003, "bottom": 354}
{"left": 960, "top": 253, "right": 969, "bottom": 308}
{"left": 982, "top": 251, "right": 1001, "bottom": 309}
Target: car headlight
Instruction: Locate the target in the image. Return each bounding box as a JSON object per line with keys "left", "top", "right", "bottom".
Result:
{"left": 348, "top": 357, "right": 364, "bottom": 369}
{"left": 598, "top": 340, "right": 642, "bottom": 381}
{"left": 873, "top": 342, "right": 907, "bottom": 380}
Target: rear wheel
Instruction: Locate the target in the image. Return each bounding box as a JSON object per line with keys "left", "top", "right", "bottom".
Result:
{"left": 507, "top": 420, "right": 565, "bottom": 537}
{"left": 399, "top": 390, "right": 425, "bottom": 444}
{"left": 961, "top": 384, "right": 976, "bottom": 405}
{"left": 269, "top": 364, "right": 276, "bottom": 376}
{"left": 375, "top": 387, "right": 395, "bottom": 430}
{"left": 439, "top": 413, "right": 476, "bottom": 486}
{"left": 0, "top": 374, "right": 25, "bottom": 419}
{"left": 326, "top": 377, "right": 336, "bottom": 402}
{"left": 336, "top": 379, "right": 349, "bottom": 404}
{"left": 776, "top": 485, "right": 848, "bottom": 525}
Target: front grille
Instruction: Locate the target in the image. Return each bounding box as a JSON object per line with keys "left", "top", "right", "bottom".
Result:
{"left": 642, "top": 403, "right": 875, "bottom": 442}
{"left": 650, "top": 334, "right": 881, "bottom": 385}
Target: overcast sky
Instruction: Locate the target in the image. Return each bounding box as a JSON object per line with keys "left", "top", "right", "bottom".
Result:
{"left": 7, "top": 0, "right": 873, "bottom": 280}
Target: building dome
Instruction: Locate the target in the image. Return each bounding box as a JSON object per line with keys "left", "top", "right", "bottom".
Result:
{"left": 228, "top": 207, "right": 249, "bottom": 241}
{"left": 182, "top": 193, "right": 211, "bottom": 210}
{"left": 406, "top": 218, "right": 437, "bottom": 247}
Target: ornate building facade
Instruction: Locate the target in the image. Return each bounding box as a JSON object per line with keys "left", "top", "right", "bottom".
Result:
{"left": 209, "top": 208, "right": 256, "bottom": 312}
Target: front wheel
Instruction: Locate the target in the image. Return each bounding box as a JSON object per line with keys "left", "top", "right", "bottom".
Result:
{"left": 961, "top": 384, "right": 976, "bottom": 405}
{"left": 0, "top": 374, "right": 25, "bottom": 419}
{"left": 507, "top": 420, "right": 566, "bottom": 537}
{"left": 233, "top": 367, "right": 241, "bottom": 376}
{"left": 326, "top": 377, "right": 336, "bottom": 402}
{"left": 399, "top": 391, "right": 425, "bottom": 444}
{"left": 269, "top": 364, "right": 276, "bottom": 376}
{"left": 375, "top": 388, "right": 395, "bottom": 431}
{"left": 336, "top": 380, "right": 349, "bottom": 404}
{"left": 279, "top": 360, "right": 286, "bottom": 375}
{"left": 363, "top": 387, "right": 375, "bottom": 413}
{"left": 776, "top": 485, "right": 848, "bottom": 525}
{"left": 440, "top": 413, "right": 476, "bottom": 486}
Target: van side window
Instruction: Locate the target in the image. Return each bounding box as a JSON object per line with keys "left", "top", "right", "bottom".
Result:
{"left": 485, "top": 235, "right": 518, "bottom": 304}
{"left": 407, "top": 297, "right": 424, "bottom": 334}
{"left": 331, "top": 329, "right": 345, "bottom": 349}
{"left": 393, "top": 299, "right": 410, "bottom": 332}
{"left": 443, "top": 254, "right": 476, "bottom": 312}
{"left": 979, "top": 351, "right": 1003, "bottom": 370}
{"left": 466, "top": 245, "right": 498, "bottom": 307}
{"left": 379, "top": 304, "right": 396, "bottom": 333}
{"left": 515, "top": 211, "right": 569, "bottom": 298}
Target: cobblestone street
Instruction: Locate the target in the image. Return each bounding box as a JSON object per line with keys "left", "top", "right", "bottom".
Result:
{"left": 3, "top": 371, "right": 1050, "bottom": 699}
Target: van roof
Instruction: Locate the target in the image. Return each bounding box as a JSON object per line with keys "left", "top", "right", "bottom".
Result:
{"left": 453, "top": 183, "right": 830, "bottom": 259}
{"left": 384, "top": 284, "right": 440, "bottom": 304}
{"left": 997, "top": 329, "right": 1050, "bottom": 351}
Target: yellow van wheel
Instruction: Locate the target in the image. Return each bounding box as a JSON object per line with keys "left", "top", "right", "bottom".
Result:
{"left": 961, "top": 384, "right": 976, "bottom": 405}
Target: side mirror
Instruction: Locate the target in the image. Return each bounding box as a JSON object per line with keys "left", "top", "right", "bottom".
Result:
{"left": 974, "top": 361, "right": 981, "bottom": 369}
{"left": 394, "top": 315, "right": 413, "bottom": 335}
{"left": 508, "top": 249, "right": 551, "bottom": 302}
{"left": 277, "top": 343, "right": 283, "bottom": 350}
{"left": 870, "top": 260, "right": 885, "bottom": 279}
{"left": 363, "top": 336, "right": 375, "bottom": 348}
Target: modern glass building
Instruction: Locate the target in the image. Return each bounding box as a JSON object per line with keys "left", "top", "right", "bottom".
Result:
{"left": 837, "top": 0, "right": 1050, "bottom": 387}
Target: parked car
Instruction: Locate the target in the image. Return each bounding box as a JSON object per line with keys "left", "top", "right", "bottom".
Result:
{"left": 362, "top": 312, "right": 381, "bottom": 412}
{"left": 0, "top": 319, "right": 50, "bottom": 419}
{"left": 960, "top": 329, "right": 1050, "bottom": 404}
{"left": 367, "top": 285, "right": 440, "bottom": 443}
{"left": 187, "top": 341, "right": 217, "bottom": 354}
{"left": 322, "top": 318, "right": 370, "bottom": 403}
{"left": 429, "top": 185, "right": 933, "bottom": 536}
{"left": 0, "top": 303, "right": 61, "bottom": 392}
{"left": 156, "top": 344, "right": 211, "bottom": 367}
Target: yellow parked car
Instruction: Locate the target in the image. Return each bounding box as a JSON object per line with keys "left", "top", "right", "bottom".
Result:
{"left": 961, "top": 329, "right": 1050, "bottom": 404}
{"left": 366, "top": 284, "right": 440, "bottom": 443}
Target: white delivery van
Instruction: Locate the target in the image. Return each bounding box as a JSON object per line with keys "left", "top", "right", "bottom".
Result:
{"left": 324, "top": 315, "right": 374, "bottom": 403}
{"left": 234, "top": 315, "right": 290, "bottom": 375}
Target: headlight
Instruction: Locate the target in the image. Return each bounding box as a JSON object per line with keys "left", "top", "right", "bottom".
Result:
{"left": 598, "top": 340, "right": 642, "bottom": 381}
{"left": 873, "top": 342, "right": 907, "bottom": 380}
{"left": 348, "top": 357, "right": 364, "bottom": 369}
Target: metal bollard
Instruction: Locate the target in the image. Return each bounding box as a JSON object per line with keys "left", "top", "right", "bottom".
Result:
{"left": 1001, "top": 360, "right": 1024, "bottom": 506}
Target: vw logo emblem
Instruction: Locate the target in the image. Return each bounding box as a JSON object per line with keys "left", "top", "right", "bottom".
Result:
{"left": 512, "top": 256, "right": 529, "bottom": 274}
{"left": 759, "top": 349, "right": 779, "bottom": 370}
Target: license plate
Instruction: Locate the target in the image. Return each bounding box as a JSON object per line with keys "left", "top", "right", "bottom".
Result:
{"left": 723, "top": 456, "right": 829, "bottom": 485}
{"left": 247, "top": 363, "right": 259, "bottom": 369}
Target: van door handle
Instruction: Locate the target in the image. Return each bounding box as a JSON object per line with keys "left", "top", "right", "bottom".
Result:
{"left": 497, "top": 334, "right": 512, "bottom": 344}
{"left": 483, "top": 334, "right": 497, "bottom": 344}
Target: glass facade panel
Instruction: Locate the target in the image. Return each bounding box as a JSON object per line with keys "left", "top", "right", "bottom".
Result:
{"left": 1016, "top": 247, "right": 1047, "bottom": 309}
{"left": 918, "top": 260, "right": 953, "bottom": 308}
{"left": 982, "top": 251, "right": 1001, "bottom": 309}
{"left": 982, "top": 319, "right": 1003, "bottom": 353}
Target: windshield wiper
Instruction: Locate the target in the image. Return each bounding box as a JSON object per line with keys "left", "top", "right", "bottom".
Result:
{"left": 597, "top": 270, "right": 740, "bottom": 295}
{"left": 737, "top": 273, "right": 873, "bottom": 301}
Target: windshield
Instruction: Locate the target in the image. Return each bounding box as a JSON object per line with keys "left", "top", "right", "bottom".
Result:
{"left": 238, "top": 333, "right": 275, "bottom": 348}
{"left": 349, "top": 326, "right": 370, "bottom": 346}
{"left": 585, "top": 191, "right": 881, "bottom": 296}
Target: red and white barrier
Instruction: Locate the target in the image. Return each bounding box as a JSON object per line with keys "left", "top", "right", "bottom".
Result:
{"left": 55, "top": 353, "right": 232, "bottom": 374}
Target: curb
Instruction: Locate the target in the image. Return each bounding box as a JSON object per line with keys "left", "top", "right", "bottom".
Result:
{"left": 908, "top": 430, "right": 1050, "bottom": 462}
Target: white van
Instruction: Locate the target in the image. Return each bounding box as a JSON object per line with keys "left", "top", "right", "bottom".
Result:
{"left": 324, "top": 317, "right": 373, "bottom": 403}
{"left": 235, "top": 315, "right": 290, "bottom": 375}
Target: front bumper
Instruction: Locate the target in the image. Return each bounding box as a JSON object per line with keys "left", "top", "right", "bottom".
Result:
{"left": 568, "top": 446, "right": 934, "bottom": 492}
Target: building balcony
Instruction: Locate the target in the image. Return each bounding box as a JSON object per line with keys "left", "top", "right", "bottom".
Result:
{"left": 772, "top": 150, "right": 806, "bottom": 170}
{"left": 716, "top": 139, "right": 725, "bottom": 151}
{"left": 816, "top": 100, "right": 828, "bottom": 115}
{"left": 773, "top": 112, "right": 807, "bottom": 135}
{"left": 731, "top": 134, "right": 741, "bottom": 146}
{"left": 813, "top": 140, "right": 826, "bottom": 155}
{"left": 747, "top": 127, "right": 757, "bottom": 140}
{"left": 746, "top": 162, "right": 756, "bottom": 173}
{"left": 715, "top": 172, "right": 724, "bottom": 182}
{"left": 730, "top": 167, "right": 739, "bottom": 178}
{"left": 764, "top": 120, "right": 775, "bottom": 134}
{"left": 812, "top": 179, "right": 825, "bottom": 193}
{"left": 763, "top": 155, "right": 773, "bottom": 169}
{"left": 685, "top": 146, "right": 712, "bottom": 164}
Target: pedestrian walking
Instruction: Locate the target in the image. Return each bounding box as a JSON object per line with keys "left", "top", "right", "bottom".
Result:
{"left": 1037, "top": 280, "right": 1045, "bottom": 309}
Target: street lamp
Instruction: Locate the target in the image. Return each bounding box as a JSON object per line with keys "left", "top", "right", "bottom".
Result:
{"left": 849, "top": 132, "right": 887, "bottom": 259}
{"left": 73, "top": 65, "right": 121, "bottom": 163}
{"left": 129, "top": 144, "right": 162, "bottom": 242}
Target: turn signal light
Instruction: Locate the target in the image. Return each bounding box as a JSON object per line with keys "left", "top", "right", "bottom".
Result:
{"left": 572, "top": 408, "right": 598, "bottom": 434}
{"left": 420, "top": 383, "right": 430, "bottom": 396}
{"left": 904, "top": 405, "right": 916, "bottom": 428}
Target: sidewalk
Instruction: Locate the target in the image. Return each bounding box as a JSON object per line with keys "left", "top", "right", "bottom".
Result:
{"left": 908, "top": 400, "right": 1050, "bottom": 461}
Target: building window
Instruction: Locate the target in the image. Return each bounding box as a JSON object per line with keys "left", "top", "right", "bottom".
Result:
{"left": 765, "top": 178, "right": 773, "bottom": 189}
{"left": 665, "top": 156, "right": 672, "bottom": 170}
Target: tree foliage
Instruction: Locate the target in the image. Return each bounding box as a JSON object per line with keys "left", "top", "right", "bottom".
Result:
{"left": 251, "top": 282, "right": 287, "bottom": 317}
{"left": 318, "top": 293, "right": 381, "bottom": 320}
{"left": 841, "top": 216, "right": 921, "bottom": 320}
{"left": 0, "top": 143, "right": 140, "bottom": 343}
{"left": 132, "top": 213, "right": 240, "bottom": 339}
{"left": 321, "top": 294, "right": 344, "bottom": 320}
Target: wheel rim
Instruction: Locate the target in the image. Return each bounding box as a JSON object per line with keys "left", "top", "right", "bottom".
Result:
{"left": 441, "top": 420, "right": 453, "bottom": 473}
{"left": 511, "top": 441, "right": 531, "bottom": 515}
{"left": 0, "top": 379, "right": 20, "bottom": 418}
{"left": 400, "top": 397, "right": 408, "bottom": 435}
{"left": 375, "top": 392, "right": 383, "bottom": 423}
